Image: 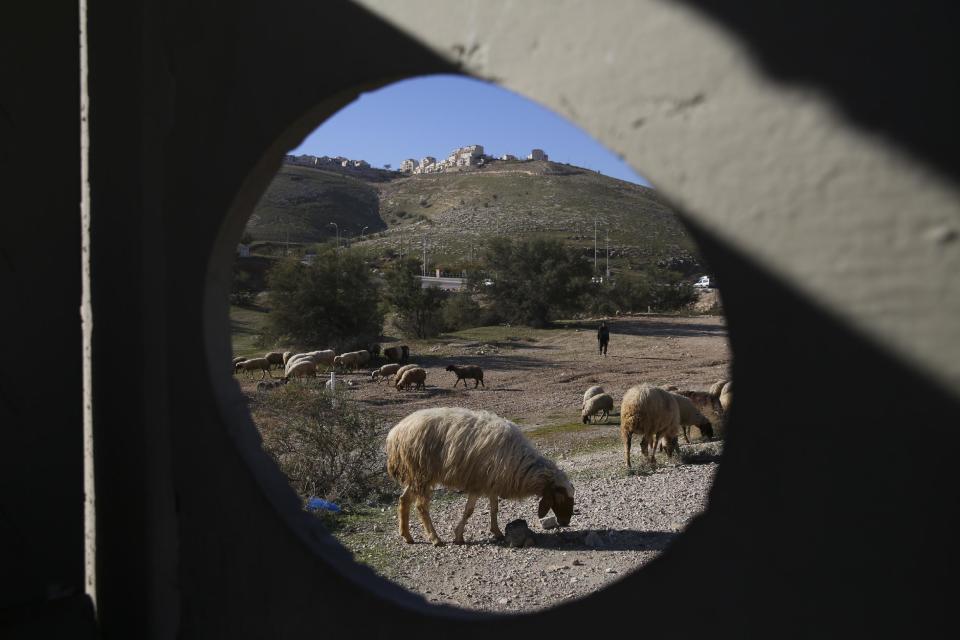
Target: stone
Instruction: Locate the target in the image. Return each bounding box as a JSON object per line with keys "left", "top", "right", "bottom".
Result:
{"left": 540, "top": 515, "right": 558, "bottom": 529}
{"left": 504, "top": 518, "right": 536, "bottom": 548}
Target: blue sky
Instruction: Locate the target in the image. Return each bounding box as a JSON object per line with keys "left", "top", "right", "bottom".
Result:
{"left": 290, "top": 74, "right": 650, "bottom": 186}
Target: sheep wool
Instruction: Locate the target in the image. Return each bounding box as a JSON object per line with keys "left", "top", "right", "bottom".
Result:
{"left": 670, "top": 391, "right": 714, "bottom": 442}
{"left": 620, "top": 383, "right": 681, "bottom": 469}
{"left": 395, "top": 367, "right": 426, "bottom": 391}
{"left": 386, "top": 407, "right": 575, "bottom": 546}
{"left": 582, "top": 392, "right": 614, "bottom": 423}
{"left": 582, "top": 385, "right": 605, "bottom": 409}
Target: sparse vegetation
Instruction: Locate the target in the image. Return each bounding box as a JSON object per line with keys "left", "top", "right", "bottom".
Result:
{"left": 254, "top": 385, "right": 393, "bottom": 505}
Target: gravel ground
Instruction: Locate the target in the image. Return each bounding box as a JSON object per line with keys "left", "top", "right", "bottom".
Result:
{"left": 360, "top": 448, "right": 720, "bottom": 613}
{"left": 240, "top": 313, "right": 730, "bottom": 613}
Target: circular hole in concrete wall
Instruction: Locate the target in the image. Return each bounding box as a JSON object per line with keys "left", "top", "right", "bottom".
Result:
{"left": 221, "top": 74, "right": 731, "bottom": 614}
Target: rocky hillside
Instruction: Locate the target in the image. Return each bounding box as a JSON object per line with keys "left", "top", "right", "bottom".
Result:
{"left": 244, "top": 159, "right": 703, "bottom": 274}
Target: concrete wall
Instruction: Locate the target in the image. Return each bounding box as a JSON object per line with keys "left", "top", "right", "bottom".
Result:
{"left": 1, "top": 0, "right": 957, "bottom": 637}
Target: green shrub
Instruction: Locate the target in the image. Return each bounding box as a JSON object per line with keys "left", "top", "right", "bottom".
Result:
{"left": 264, "top": 248, "right": 384, "bottom": 349}
{"left": 254, "top": 385, "right": 393, "bottom": 505}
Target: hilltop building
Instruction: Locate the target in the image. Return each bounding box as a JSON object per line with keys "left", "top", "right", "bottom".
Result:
{"left": 398, "top": 144, "right": 549, "bottom": 174}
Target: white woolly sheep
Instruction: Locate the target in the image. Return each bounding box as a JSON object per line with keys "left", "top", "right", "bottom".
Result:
{"left": 709, "top": 379, "right": 729, "bottom": 399}
{"left": 285, "top": 350, "right": 335, "bottom": 377}
{"left": 446, "top": 364, "right": 485, "bottom": 388}
{"left": 371, "top": 363, "right": 401, "bottom": 383}
{"left": 582, "top": 385, "right": 605, "bottom": 409}
{"left": 395, "top": 367, "right": 426, "bottom": 391}
{"left": 282, "top": 351, "right": 294, "bottom": 366}
{"left": 620, "top": 383, "right": 681, "bottom": 469}
{"left": 283, "top": 359, "right": 317, "bottom": 381}
{"left": 719, "top": 381, "right": 733, "bottom": 414}
{"left": 333, "top": 350, "right": 369, "bottom": 372}
{"left": 264, "top": 351, "right": 284, "bottom": 370}
{"left": 235, "top": 357, "right": 272, "bottom": 380}
{"left": 670, "top": 391, "right": 715, "bottom": 443}
{"left": 386, "top": 407, "right": 575, "bottom": 546}
{"left": 582, "top": 393, "right": 614, "bottom": 424}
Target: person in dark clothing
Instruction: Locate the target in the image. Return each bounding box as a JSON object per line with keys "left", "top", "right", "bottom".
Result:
{"left": 597, "top": 321, "right": 610, "bottom": 356}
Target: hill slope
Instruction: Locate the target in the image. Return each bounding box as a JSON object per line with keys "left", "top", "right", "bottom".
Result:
{"left": 244, "top": 159, "right": 703, "bottom": 274}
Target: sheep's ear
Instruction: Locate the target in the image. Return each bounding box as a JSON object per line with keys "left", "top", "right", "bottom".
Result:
{"left": 537, "top": 492, "right": 553, "bottom": 518}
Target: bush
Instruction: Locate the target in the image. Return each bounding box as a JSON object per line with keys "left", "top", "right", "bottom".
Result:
{"left": 481, "top": 237, "right": 592, "bottom": 327}
{"left": 254, "top": 385, "right": 393, "bottom": 505}
{"left": 264, "top": 248, "right": 384, "bottom": 349}
{"left": 382, "top": 258, "right": 449, "bottom": 338}
{"left": 442, "top": 290, "right": 482, "bottom": 331}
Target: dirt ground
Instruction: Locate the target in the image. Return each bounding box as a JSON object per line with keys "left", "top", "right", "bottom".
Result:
{"left": 237, "top": 313, "right": 731, "bottom": 613}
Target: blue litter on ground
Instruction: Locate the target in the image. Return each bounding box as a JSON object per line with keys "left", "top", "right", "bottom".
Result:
{"left": 306, "top": 497, "right": 341, "bottom": 513}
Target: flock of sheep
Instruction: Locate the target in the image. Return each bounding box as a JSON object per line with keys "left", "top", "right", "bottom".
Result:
{"left": 384, "top": 378, "right": 731, "bottom": 546}
{"left": 235, "top": 345, "right": 732, "bottom": 548}
{"left": 233, "top": 346, "right": 489, "bottom": 394}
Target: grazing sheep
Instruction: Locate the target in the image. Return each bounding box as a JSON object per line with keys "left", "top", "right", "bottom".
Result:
{"left": 582, "top": 385, "right": 605, "bottom": 409}
{"left": 235, "top": 357, "right": 272, "bottom": 380}
{"left": 383, "top": 344, "right": 410, "bottom": 364}
{"left": 284, "top": 359, "right": 317, "bottom": 381}
{"left": 285, "top": 350, "right": 336, "bottom": 376}
{"left": 232, "top": 356, "right": 245, "bottom": 372}
{"left": 393, "top": 363, "right": 420, "bottom": 380}
{"left": 709, "top": 379, "right": 729, "bottom": 399}
{"left": 395, "top": 367, "right": 427, "bottom": 391}
{"left": 282, "top": 351, "right": 294, "bottom": 366}
{"left": 582, "top": 393, "right": 614, "bottom": 424}
{"left": 386, "top": 407, "right": 575, "bottom": 546}
{"left": 619, "top": 383, "right": 681, "bottom": 469}
{"left": 333, "top": 350, "right": 369, "bottom": 372}
{"left": 719, "top": 381, "right": 733, "bottom": 414}
{"left": 676, "top": 390, "right": 721, "bottom": 440}
{"left": 371, "top": 363, "right": 401, "bottom": 383}
{"left": 670, "top": 392, "right": 715, "bottom": 443}
{"left": 264, "top": 351, "right": 285, "bottom": 370}
{"left": 446, "top": 364, "right": 485, "bottom": 388}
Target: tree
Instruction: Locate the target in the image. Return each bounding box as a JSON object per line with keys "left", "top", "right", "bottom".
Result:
{"left": 265, "top": 248, "right": 383, "bottom": 349}
{"left": 382, "top": 258, "right": 448, "bottom": 338}
{"left": 383, "top": 163, "right": 392, "bottom": 170}
{"left": 482, "top": 237, "right": 591, "bottom": 327}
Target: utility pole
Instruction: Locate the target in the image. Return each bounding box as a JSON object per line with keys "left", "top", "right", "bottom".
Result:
{"left": 422, "top": 235, "right": 427, "bottom": 277}
{"left": 594, "top": 219, "right": 598, "bottom": 275}
{"left": 605, "top": 227, "right": 610, "bottom": 280}
{"left": 328, "top": 222, "right": 339, "bottom": 252}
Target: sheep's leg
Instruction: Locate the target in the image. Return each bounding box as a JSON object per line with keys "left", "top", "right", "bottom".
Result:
{"left": 682, "top": 425, "right": 690, "bottom": 444}
{"left": 623, "top": 430, "right": 633, "bottom": 468}
{"left": 398, "top": 487, "right": 415, "bottom": 544}
{"left": 479, "top": 378, "right": 485, "bottom": 388}
{"left": 474, "top": 379, "right": 479, "bottom": 388}
{"left": 453, "top": 494, "right": 479, "bottom": 545}
{"left": 415, "top": 494, "right": 443, "bottom": 546}
{"left": 488, "top": 496, "right": 504, "bottom": 540}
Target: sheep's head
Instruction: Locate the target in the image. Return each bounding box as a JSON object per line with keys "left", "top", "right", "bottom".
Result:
{"left": 662, "top": 435, "right": 681, "bottom": 458}
{"left": 234, "top": 362, "right": 244, "bottom": 372}
{"left": 698, "top": 419, "right": 714, "bottom": 440}
{"left": 538, "top": 482, "right": 575, "bottom": 526}
{"left": 445, "top": 364, "right": 456, "bottom": 372}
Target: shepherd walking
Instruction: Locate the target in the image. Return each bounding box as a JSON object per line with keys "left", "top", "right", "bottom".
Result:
{"left": 597, "top": 320, "right": 610, "bottom": 356}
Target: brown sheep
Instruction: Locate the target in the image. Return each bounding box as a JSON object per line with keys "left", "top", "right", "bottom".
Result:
{"left": 395, "top": 367, "right": 426, "bottom": 391}
{"left": 446, "top": 364, "right": 485, "bottom": 388}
